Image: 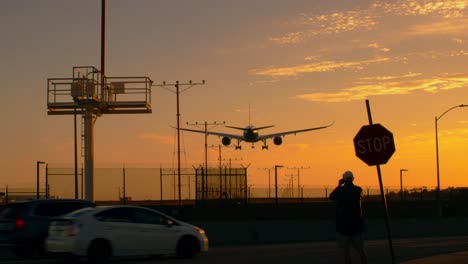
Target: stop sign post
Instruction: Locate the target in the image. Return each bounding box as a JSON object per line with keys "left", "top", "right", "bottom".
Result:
{"left": 355, "top": 100, "right": 397, "bottom": 264}
{"left": 353, "top": 123, "right": 395, "bottom": 166}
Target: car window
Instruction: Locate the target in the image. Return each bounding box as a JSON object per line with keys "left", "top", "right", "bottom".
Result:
{"left": 34, "top": 202, "right": 94, "bottom": 217}
{"left": 95, "top": 207, "right": 134, "bottom": 223}
{"left": 0, "top": 203, "right": 28, "bottom": 219}
{"left": 66, "top": 207, "right": 94, "bottom": 217}
{"left": 134, "top": 208, "right": 167, "bottom": 225}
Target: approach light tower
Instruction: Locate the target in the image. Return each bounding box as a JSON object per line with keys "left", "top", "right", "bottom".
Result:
{"left": 155, "top": 80, "right": 205, "bottom": 205}
{"left": 46, "top": 0, "right": 153, "bottom": 202}
{"left": 47, "top": 67, "right": 153, "bottom": 201}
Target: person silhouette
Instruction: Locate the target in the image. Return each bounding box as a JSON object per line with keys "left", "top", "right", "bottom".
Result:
{"left": 329, "top": 171, "right": 368, "bottom": 264}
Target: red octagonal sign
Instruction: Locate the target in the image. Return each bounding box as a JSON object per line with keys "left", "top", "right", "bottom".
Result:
{"left": 353, "top": 123, "right": 396, "bottom": 166}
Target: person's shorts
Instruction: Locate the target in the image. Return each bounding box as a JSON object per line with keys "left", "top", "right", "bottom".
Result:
{"left": 336, "top": 232, "right": 365, "bottom": 250}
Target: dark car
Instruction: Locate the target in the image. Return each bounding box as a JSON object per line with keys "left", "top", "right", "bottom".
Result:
{"left": 0, "top": 199, "right": 95, "bottom": 258}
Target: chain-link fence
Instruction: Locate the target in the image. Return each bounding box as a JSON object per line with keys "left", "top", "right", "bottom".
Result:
{"left": 3, "top": 164, "right": 465, "bottom": 204}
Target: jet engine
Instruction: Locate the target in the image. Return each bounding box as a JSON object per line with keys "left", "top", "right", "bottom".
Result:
{"left": 222, "top": 137, "right": 231, "bottom": 146}
{"left": 273, "top": 136, "right": 282, "bottom": 145}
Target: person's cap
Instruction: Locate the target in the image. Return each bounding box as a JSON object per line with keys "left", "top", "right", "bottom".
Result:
{"left": 342, "top": 171, "right": 354, "bottom": 181}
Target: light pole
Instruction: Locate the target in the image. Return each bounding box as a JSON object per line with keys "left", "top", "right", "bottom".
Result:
{"left": 36, "top": 161, "right": 45, "bottom": 199}
{"left": 400, "top": 169, "right": 408, "bottom": 201}
{"left": 435, "top": 104, "right": 467, "bottom": 216}
{"left": 274, "top": 165, "right": 283, "bottom": 206}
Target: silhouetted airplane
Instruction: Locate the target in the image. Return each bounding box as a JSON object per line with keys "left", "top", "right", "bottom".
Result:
{"left": 179, "top": 122, "right": 334, "bottom": 150}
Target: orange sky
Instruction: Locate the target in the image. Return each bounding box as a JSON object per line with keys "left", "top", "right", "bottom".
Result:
{"left": 2, "top": 0, "right": 468, "bottom": 195}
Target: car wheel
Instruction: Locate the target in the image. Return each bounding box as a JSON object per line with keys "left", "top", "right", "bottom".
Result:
{"left": 87, "top": 239, "right": 111, "bottom": 264}
{"left": 177, "top": 236, "right": 199, "bottom": 258}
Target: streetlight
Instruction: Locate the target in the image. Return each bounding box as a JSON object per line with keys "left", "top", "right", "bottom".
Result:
{"left": 36, "top": 161, "right": 46, "bottom": 199}
{"left": 400, "top": 169, "right": 408, "bottom": 201}
{"left": 274, "top": 165, "right": 283, "bottom": 206}
{"left": 435, "top": 104, "right": 467, "bottom": 216}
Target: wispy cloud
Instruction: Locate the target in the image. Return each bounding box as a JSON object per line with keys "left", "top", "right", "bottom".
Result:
{"left": 295, "top": 74, "right": 468, "bottom": 102}
{"left": 248, "top": 79, "right": 280, "bottom": 86}
{"left": 357, "top": 73, "right": 422, "bottom": 82}
{"left": 376, "top": 0, "right": 467, "bottom": 18}
{"left": 407, "top": 19, "right": 468, "bottom": 35}
{"left": 250, "top": 57, "right": 389, "bottom": 77}
{"left": 271, "top": 10, "right": 377, "bottom": 44}
{"left": 368, "top": 43, "right": 391, "bottom": 52}
{"left": 140, "top": 133, "right": 174, "bottom": 144}
{"left": 271, "top": 0, "right": 468, "bottom": 45}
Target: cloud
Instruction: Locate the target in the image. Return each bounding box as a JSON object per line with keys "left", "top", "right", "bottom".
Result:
{"left": 304, "top": 55, "right": 319, "bottom": 61}
{"left": 270, "top": 10, "right": 377, "bottom": 44}
{"left": 248, "top": 79, "right": 280, "bottom": 86}
{"left": 357, "top": 73, "right": 422, "bottom": 82}
{"left": 250, "top": 57, "right": 389, "bottom": 77}
{"left": 295, "top": 74, "right": 468, "bottom": 102}
{"left": 407, "top": 19, "right": 468, "bottom": 35}
{"left": 368, "top": 43, "right": 391, "bottom": 52}
{"left": 377, "top": 0, "right": 467, "bottom": 18}
{"left": 140, "top": 133, "right": 174, "bottom": 144}
{"left": 271, "top": 0, "right": 468, "bottom": 45}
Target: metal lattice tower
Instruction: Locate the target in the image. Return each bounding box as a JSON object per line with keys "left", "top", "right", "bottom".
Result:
{"left": 47, "top": 66, "right": 153, "bottom": 201}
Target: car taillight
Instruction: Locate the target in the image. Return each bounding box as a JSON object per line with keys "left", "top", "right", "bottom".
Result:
{"left": 69, "top": 221, "right": 80, "bottom": 236}
{"left": 15, "top": 217, "right": 25, "bottom": 230}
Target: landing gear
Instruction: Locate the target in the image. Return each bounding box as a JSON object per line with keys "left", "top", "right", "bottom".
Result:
{"left": 262, "top": 140, "right": 268, "bottom": 150}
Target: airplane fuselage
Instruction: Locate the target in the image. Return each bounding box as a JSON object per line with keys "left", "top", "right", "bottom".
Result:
{"left": 243, "top": 126, "right": 259, "bottom": 142}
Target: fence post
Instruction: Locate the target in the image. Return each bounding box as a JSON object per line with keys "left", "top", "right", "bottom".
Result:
{"left": 160, "top": 167, "right": 163, "bottom": 207}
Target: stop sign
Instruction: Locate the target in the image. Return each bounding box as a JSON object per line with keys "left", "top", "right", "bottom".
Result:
{"left": 353, "top": 123, "right": 395, "bottom": 166}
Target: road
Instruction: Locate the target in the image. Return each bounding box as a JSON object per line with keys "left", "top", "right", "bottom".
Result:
{"left": 1, "top": 236, "right": 467, "bottom": 264}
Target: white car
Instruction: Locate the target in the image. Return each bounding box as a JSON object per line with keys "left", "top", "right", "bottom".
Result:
{"left": 46, "top": 205, "right": 208, "bottom": 262}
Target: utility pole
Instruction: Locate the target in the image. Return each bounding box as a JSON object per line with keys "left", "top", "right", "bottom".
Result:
{"left": 36, "top": 161, "right": 45, "bottom": 199}
{"left": 400, "top": 169, "right": 408, "bottom": 201}
{"left": 156, "top": 80, "right": 205, "bottom": 205}
{"left": 274, "top": 165, "right": 283, "bottom": 206}
{"left": 186, "top": 121, "right": 224, "bottom": 200}
{"left": 287, "top": 167, "right": 310, "bottom": 199}
{"left": 123, "top": 165, "right": 126, "bottom": 205}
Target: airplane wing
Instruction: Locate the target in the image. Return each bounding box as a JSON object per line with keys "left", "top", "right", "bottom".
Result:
{"left": 179, "top": 127, "right": 245, "bottom": 141}
{"left": 257, "top": 122, "right": 334, "bottom": 141}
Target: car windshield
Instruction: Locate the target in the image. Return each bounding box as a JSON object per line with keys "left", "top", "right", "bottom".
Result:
{"left": 66, "top": 207, "right": 94, "bottom": 217}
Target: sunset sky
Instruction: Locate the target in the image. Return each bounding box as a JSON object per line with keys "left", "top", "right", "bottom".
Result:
{"left": 3, "top": 0, "right": 468, "bottom": 194}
